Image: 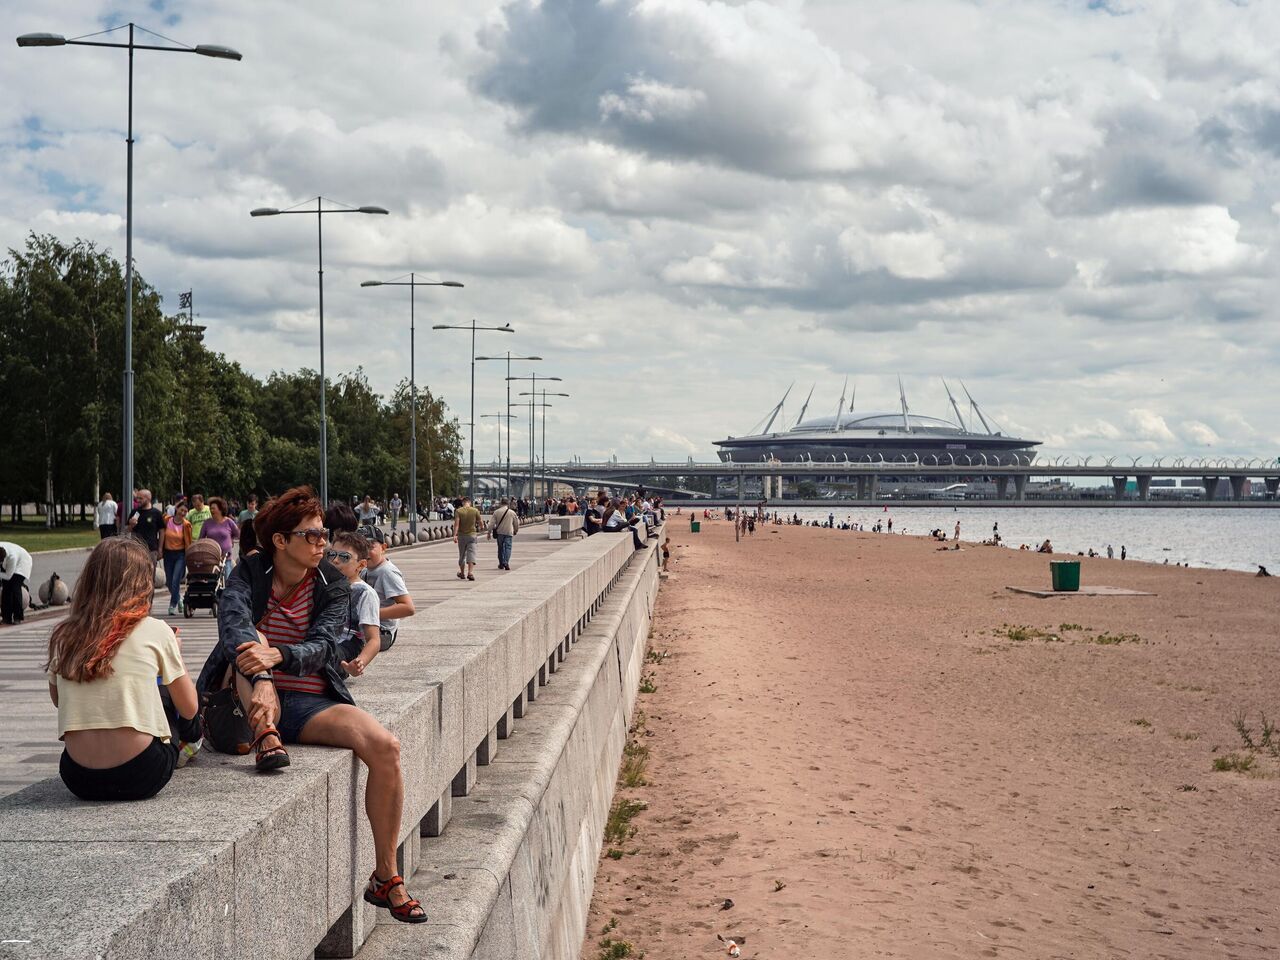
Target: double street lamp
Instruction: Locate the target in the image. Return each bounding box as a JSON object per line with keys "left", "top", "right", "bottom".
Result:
{"left": 476, "top": 353, "right": 542, "bottom": 499}
{"left": 360, "top": 274, "right": 464, "bottom": 535}
{"left": 17, "top": 23, "right": 241, "bottom": 518}
{"left": 432, "top": 320, "right": 514, "bottom": 500}
{"left": 507, "top": 374, "right": 562, "bottom": 503}
{"left": 520, "top": 390, "right": 570, "bottom": 502}
{"left": 251, "top": 198, "right": 389, "bottom": 506}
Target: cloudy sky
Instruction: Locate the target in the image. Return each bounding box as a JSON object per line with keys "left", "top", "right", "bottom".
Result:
{"left": 4, "top": 0, "right": 1279, "bottom": 463}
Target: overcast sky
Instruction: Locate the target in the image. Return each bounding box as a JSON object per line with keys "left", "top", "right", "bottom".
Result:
{"left": 4, "top": 0, "right": 1279, "bottom": 463}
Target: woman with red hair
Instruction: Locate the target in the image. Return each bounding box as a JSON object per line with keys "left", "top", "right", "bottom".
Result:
{"left": 46, "top": 536, "right": 199, "bottom": 801}
{"left": 197, "top": 485, "right": 427, "bottom": 924}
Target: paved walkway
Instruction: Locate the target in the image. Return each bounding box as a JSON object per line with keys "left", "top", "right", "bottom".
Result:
{"left": 0, "top": 528, "right": 567, "bottom": 797}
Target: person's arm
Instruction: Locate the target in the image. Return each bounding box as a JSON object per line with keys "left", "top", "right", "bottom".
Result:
{"left": 218, "top": 562, "right": 263, "bottom": 660}
{"left": 342, "top": 624, "right": 382, "bottom": 677}
{"left": 127, "top": 510, "right": 138, "bottom": 530}
{"left": 167, "top": 673, "right": 198, "bottom": 720}
{"left": 381, "top": 593, "right": 415, "bottom": 619}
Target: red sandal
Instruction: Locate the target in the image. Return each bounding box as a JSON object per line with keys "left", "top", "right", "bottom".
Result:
{"left": 250, "top": 725, "right": 290, "bottom": 771}
{"left": 364, "top": 872, "right": 428, "bottom": 924}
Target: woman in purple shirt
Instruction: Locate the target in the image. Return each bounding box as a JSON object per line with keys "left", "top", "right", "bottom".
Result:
{"left": 199, "top": 497, "right": 239, "bottom": 580}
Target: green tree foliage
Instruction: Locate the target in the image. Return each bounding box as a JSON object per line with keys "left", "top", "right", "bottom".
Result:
{"left": 0, "top": 234, "right": 462, "bottom": 519}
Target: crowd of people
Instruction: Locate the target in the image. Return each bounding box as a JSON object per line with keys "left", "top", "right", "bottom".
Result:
{"left": 37, "top": 480, "right": 668, "bottom": 920}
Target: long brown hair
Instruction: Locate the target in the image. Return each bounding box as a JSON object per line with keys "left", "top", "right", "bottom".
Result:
{"left": 46, "top": 537, "right": 156, "bottom": 682}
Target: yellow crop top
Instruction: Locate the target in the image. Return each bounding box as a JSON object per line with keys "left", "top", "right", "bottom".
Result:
{"left": 48, "top": 617, "right": 186, "bottom": 743}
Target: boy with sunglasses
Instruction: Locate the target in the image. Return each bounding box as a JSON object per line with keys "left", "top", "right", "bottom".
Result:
{"left": 329, "top": 532, "right": 382, "bottom": 678}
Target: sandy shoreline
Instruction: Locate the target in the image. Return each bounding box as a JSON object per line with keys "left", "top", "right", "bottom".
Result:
{"left": 582, "top": 519, "right": 1279, "bottom": 958}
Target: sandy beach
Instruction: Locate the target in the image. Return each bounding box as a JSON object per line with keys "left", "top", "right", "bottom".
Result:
{"left": 582, "top": 517, "right": 1279, "bottom": 959}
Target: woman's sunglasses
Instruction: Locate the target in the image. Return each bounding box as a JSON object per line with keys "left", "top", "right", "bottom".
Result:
{"left": 288, "top": 528, "right": 328, "bottom": 546}
{"left": 324, "top": 549, "right": 353, "bottom": 564}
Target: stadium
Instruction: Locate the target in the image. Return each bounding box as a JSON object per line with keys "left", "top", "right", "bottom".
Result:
{"left": 714, "top": 381, "right": 1040, "bottom": 466}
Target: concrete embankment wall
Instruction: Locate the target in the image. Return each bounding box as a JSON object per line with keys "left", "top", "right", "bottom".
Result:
{"left": 0, "top": 525, "right": 658, "bottom": 960}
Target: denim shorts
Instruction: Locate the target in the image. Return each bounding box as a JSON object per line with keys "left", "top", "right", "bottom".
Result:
{"left": 277, "top": 689, "right": 341, "bottom": 743}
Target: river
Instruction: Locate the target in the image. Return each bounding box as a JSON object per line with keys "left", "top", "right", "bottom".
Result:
{"left": 770, "top": 506, "right": 1276, "bottom": 573}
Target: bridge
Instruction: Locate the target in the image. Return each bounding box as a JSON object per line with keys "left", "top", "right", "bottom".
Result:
{"left": 480, "top": 456, "right": 1280, "bottom": 503}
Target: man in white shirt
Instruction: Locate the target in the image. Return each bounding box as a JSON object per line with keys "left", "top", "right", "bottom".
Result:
{"left": 94, "top": 492, "right": 119, "bottom": 538}
{"left": 0, "top": 541, "right": 33, "bottom": 625}
{"left": 389, "top": 494, "right": 402, "bottom": 530}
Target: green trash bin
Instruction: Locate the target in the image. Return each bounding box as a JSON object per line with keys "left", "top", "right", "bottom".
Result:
{"left": 1050, "top": 560, "right": 1080, "bottom": 592}
{"left": 691, "top": 520, "right": 701, "bottom": 533}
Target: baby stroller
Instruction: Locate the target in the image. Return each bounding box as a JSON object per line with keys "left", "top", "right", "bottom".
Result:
{"left": 183, "top": 539, "right": 225, "bottom": 618}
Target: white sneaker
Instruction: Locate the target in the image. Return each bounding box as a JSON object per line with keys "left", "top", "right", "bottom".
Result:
{"left": 168, "top": 604, "right": 178, "bottom": 616}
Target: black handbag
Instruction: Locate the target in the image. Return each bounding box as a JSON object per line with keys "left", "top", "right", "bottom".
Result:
{"left": 199, "top": 571, "right": 311, "bottom": 755}
{"left": 200, "top": 684, "right": 253, "bottom": 755}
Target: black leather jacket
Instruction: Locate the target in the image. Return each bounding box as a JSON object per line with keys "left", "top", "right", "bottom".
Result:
{"left": 196, "top": 553, "right": 354, "bottom": 705}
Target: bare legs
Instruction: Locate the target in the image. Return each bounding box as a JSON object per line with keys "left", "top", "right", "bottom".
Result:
{"left": 299, "top": 704, "right": 410, "bottom": 907}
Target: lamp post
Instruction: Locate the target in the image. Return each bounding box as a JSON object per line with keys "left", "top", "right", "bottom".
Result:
{"left": 520, "top": 390, "right": 569, "bottom": 503}
{"left": 432, "top": 320, "right": 514, "bottom": 501}
{"left": 17, "top": 23, "right": 240, "bottom": 518}
{"left": 360, "top": 275, "right": 463, "bottom": 536}
{"left": 506, "top": 374, "right": 561, "bottom": 505}
{"left": 476, "top": 353, "right": 542, "bottom": 499}
{"left": 480, "top": 413, "right": 516, "bottom": 495}
{"left": 251, "top": 199, "right": 389, "bottom": 506}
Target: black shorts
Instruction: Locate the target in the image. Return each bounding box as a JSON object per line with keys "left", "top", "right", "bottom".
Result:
{"left": 59, "top": 737, "right": 177, "bottom": 802}
{"left": 277, "top": 689, "right": 341, "bottom": 743}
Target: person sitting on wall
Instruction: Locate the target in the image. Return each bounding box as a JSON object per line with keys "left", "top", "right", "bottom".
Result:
{"left": 197, "top": 486, "right": 427, "bottom": 924}
{"left": 46, "top": 536, "right": 200, "bottom": 801}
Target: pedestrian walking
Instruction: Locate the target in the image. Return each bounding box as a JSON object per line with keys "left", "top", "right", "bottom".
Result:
{"left": 126, "top": 489, "right": 165, "bottom": 564}
{"left": 0, "top": 541, "right": 34, "bottom": 624}
{"left": 95, "top": 492, "right": 119, "bottom": 539}
{"left": 453, "top": 496, "right": 484, "bottom": 581}
{"left": 1106, "top": 544, "right": 1114, "bottom": 559}
{"left": 389, "top": 494, "right": 402, "bottom": 531}
{"left": 161, "top": 503, "right": 193, "bottom": 616}
{"left": 356, "top": 496, "right": 380, "bottom": 527}
{"left": 199, "top": 497, "right": 240, "bottom": 582}
{"left": 954, "top": 520, "right": 960, "bottom": 541}
{"left": 237, "top": 494, "right": 259, "bottom": 525}
{"left": 489, "top": 497, "right": 519, "bottom": 571}
{"left": 186, "top": 492, "right": 212, "bottom": 540}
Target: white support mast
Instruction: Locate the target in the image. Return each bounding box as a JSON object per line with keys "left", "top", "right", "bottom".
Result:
{"left": 832, "top": 376, "right": 848, "bottom": 432}
{"left": 943, "top": 379, "right": 968, "bottom": 432}
{"left": 898, "top": 375, "right": 912, "bottom": 433}
{"left": 760, "top": 382, "right": 794, "bottom": 435}
{"left": 794, "top": 383, "right": 816, "bottom": 428}
{"left": 959, "top": 380, "right": 995, "bottom": 435}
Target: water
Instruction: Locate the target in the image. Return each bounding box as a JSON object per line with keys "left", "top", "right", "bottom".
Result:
{"left": 769, "top": 506, "right": 1277, "bottom": 573}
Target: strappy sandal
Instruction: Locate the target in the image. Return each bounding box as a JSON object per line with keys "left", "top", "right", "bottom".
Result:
{"left": 364, "top": 872, "right": 428, "bottom": 924}
{"left": 251, "top": 725, "right": 290, "bottom": 771}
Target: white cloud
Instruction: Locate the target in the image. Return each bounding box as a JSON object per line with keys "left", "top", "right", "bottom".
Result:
{"left": 1, "top": 0, "right": 1278, "bottom": 464}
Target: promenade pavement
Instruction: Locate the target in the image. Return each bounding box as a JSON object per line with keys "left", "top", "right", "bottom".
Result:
{"left": 0, "top": 527, "right": 565, "bottom": 797}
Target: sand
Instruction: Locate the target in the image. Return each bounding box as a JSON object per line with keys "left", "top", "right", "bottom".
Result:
{"left": 582, "top": 517, "right": 1280, "bottom": 959}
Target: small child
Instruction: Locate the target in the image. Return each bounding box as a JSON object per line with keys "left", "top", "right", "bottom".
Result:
{"left": 329, "top": 532, "right": 382, "bottom": 678}
{"left": 662, "top": 537, "right": 671, "bottom": 572}
{"left": 360, "top": 525, "right": 415, "bottom": 650}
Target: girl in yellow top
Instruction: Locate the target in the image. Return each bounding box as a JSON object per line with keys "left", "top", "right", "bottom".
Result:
{"left": 46, "top": 537, "right": 198, "bottom": 801}
{"left": 162, "top": 501, "right": 193, "bottom": 616}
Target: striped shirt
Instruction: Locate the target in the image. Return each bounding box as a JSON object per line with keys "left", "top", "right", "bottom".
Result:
{"left": 261, "top": 576, "right": 327, "bottom": 694}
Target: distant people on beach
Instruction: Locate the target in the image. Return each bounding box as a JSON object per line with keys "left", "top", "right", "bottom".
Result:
{"left": 1037, "top": 539, "right": 1053, "bottom": 554}
{"left": 1121, "top": 545, "right": 1127, "bottom": 560}
{"left": 1257, "top": 565, "right": 1271, "bottom": 577}
{"left": 1107, "top": 544, "right": 1114, "bottom": 559}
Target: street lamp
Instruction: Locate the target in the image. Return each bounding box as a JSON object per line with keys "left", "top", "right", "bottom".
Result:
{"left": 432, "top": 320, "right": 514, "bottom": 500}
{"left": 251, "top": 198, "right": 390, "bottom": 506}
{"left": 520, "top": 390, "right": 570, "bottom": 502}
{"left": 17, "top": 22, "right": 241, "bottom": 519}
{"left": 480, "top": 413, "right": 517, "bottom": 494}
{"left": 476, "top": 353, "right": 542, "bottom": 498}
{"left": 508, "top": 374, "right": 562, "bottom": 506}
{"left": 361, "top": 275, "right": 463, "bottom": 535}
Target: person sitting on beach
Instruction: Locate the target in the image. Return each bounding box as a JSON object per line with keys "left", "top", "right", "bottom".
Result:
{"left": 1037, "top": 539, "right": 1053, "bottom": 553}
{"left": 1258, "top": 565, "right": 1271, "bottom": 577}
{"left": 46, "top": 536, "right": 200, "bottom": 801}
{"left": 197, "top": 485, "right": 427, "bottom": 923}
